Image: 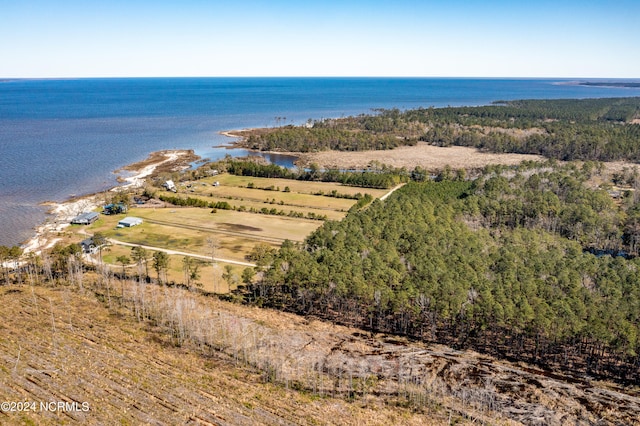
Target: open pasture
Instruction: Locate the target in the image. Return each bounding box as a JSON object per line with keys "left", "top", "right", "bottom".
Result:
{"left": 157, "top": 189, "right": 348, "bottom": 221}
{"left": 63, "top": 173, "right": 387, "bottom": 292}
{"left": 199, "top": 173, "right": 388, "bottom": 198}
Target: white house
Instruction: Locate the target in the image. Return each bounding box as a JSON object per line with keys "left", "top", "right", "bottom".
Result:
{"left": 163, "top": 180, "right": 177, "bottom": 192}
{"left": 117, "top": 217, "right": 143, "bottom": 228}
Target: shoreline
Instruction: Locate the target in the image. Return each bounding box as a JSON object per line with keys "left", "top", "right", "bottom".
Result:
{"left": 21, "top": 149, "right": 197, "bottom": 255}
{"left": 219, "top": 129, "right": 244, "bottom": 139}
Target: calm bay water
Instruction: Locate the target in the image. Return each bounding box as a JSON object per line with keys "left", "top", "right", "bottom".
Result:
{"left": 1, "top": 77, "right": 639, "bottom": 247}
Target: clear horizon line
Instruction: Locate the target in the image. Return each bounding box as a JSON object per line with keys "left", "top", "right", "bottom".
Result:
{"left": 3, "top": 75, "right": 640, "bottom": 81}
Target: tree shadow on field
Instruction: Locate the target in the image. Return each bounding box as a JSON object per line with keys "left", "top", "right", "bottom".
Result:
{"left": 218, "top": 223, "right": 263, "bottom": 232}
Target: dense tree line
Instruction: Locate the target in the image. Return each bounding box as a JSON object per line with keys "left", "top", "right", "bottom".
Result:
{"left": 244, "top": 124, "right": 415, "bottom": 152}
{"left": 238, "top": 98, "right": 640, "bottom": 162}
{"left": 158, "top": 194, "right": 233, "bottom": 210}
{"left": 462, "top": 161, "right": 627, "bottom": 252}
{"left": 247, "top": 162, "right": 640, "bottom": 383}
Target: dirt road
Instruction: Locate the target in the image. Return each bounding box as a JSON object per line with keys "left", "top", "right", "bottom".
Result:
{"left": 106, "top": 238, "right": 257, "bottom": 267}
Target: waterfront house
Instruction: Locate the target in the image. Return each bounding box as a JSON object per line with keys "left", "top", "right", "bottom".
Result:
{"left": 103, "top": 203, "right": 128, "bottom": 215}
{"left": 71, "top": 211, "right": 99, "bottom": 225}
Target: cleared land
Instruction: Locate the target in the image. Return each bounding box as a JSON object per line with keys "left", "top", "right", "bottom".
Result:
{"left": 0, "top": 284, "right": 451, "bottom": 426}
{"left": 171, "top": 173, "right": 388, "bottom": 220}
{"left": 295, "top": 142, "right": 545, "bottom": 170}
{"left": 77, "top": 207, "right": 316, "bottom": 293}
{"left": 89, "top": 208, "right": 317, "bottom": 254}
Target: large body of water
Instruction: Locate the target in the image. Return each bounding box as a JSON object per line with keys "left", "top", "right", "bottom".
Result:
{"left": 1, "top": 77, "right": 639, "bottom": 247}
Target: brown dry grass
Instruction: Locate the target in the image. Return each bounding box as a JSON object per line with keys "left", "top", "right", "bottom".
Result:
{"left": 295, "top": 143, "right": 544, "bottom": 171}
{"left": 0, "top": 285, "right": 454, "bottom": 425}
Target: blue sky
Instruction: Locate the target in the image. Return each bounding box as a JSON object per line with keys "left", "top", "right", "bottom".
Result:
{"left": 1, "top": 0, "right": 638, "bottom": 78}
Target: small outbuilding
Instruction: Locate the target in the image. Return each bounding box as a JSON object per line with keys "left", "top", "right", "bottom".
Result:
{"left": 117, "top": 217, "right": 143, "bottom": 228}
{"left": 163, "top": 180, "right": 177, "bottom": 192}
{"left": 71, "top": 211, "right": 99, "bottom": 225}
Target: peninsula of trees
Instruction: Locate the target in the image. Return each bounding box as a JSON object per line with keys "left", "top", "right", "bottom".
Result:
{"left": 579, "top": 82, "right": 640, "bottom": 89}
{"left": 239, "top": 97, "right": 640, "bottom": 162}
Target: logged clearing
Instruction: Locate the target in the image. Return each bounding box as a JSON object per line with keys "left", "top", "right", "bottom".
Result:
{"left": 2, "top": 282, "right": 638, "bottom": 425}
{"left": 0, "top": 285, "right": 450, "bottom": 425}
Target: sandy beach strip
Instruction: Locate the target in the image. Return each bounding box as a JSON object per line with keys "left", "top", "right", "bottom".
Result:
{"left": 21, "top": 150, "right": 197, "bottom": 255}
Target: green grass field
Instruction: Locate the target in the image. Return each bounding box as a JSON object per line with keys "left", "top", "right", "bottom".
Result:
{"left": 156, "top": 189, "right": 349, "bottom": 220}
{"left": 201, "top": 174, "right": 388, "bottom": 198}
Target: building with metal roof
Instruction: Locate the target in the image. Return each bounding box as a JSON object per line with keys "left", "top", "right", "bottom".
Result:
{"left": 117, "top": 217, "right": 143, "bottom": 228}
{"left": 71, "top": 211, "right": 99, "bottom": 225}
